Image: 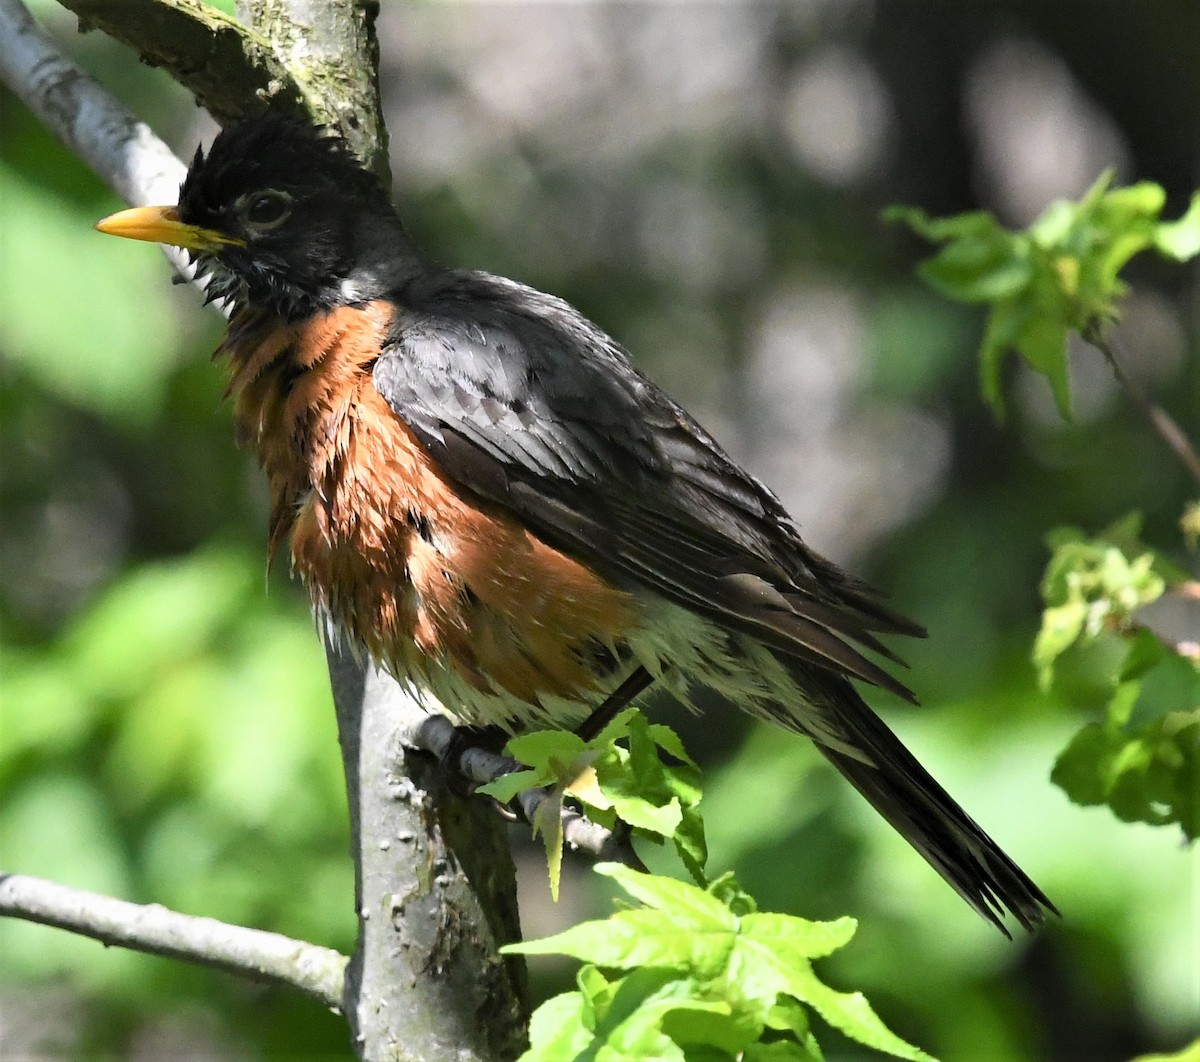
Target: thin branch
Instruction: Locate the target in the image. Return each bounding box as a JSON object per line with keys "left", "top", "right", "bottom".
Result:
{"left": 9, "top": 4, "right": 527, "bottom": 1054}
{"left": 0, "top": 0, "right": 195, "bottom": 283}
{"left": 408, "top": 715, "right": 644, "bottom": 867}
{"left": 54, "top": 1, "right": 301, "bottom": 122}
{"left": 54, "top": 0, "right": 389, "bottom": 186}
{"left": 1085, "top": 327, "right": 1200, "bottom": 487}
{"left": 0, "top": 872, "right": 348, "bottom": 1011}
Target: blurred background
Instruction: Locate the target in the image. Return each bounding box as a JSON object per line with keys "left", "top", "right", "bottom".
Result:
{"left": 1, "top": 1, "right": 1197, "bottom": 1059}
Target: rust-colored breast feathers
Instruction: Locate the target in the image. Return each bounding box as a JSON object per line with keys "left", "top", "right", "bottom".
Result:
{"left": 216, "top": 301, "right": 636, "bottom": 708}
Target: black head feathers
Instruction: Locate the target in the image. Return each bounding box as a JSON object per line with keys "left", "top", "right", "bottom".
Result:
{"left": 176, "top": 111, "right": 414, "bottom": 321}
{"left": 178, "top": 112, "right": 392, "bottom": 226}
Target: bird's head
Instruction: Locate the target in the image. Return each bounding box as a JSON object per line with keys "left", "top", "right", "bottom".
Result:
{"left": 97, "top": 112, "right": 416, "bottom": 320}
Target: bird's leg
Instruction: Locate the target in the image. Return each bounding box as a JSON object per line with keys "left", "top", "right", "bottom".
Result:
{"left": 438, "top": 664, "right": 654, "bottom": 793}
{"left": 575, "top": 664, "right": 656, "bottom": 742}
{"left": 441, "top": 720, "right": 516, "bottom": 796}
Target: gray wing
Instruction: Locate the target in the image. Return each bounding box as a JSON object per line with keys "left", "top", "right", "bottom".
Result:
{"left": 373, "top": 270, "right": 923, "bottom": 698}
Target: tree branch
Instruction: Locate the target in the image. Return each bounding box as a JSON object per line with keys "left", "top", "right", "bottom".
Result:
{"left": 0, "top": 872, "right": 347, "bottom": 1011}
{"left": 0, "top": 0, "right": 194, "bottom": 281}
{"left": 324, "top": 650, "right": 529, "bottom": 1061}
{"left": 54, "top": 0, "right": 285, "bottom": 118}
{"left": 6, "top": 3, "right": 528, "bottom": 1056}
{"left": 1086, "top": 327, "right": 1200, "bottom": 488}
{"left": 53, "top": 0, "right": 389, "bottom": 185}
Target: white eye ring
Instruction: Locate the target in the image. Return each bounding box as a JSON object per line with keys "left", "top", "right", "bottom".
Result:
{"left": 239, "top": 189, "right": 293, "bottom": 230}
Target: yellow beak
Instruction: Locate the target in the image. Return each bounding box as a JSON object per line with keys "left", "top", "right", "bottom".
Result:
{"left": 94, "top": 205, "right": 245, "bottom": 251}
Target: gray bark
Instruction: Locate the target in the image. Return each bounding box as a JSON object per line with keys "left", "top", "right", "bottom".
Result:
{"left": 0, "top": 1, "right": 530, "bottom": 1057}
{"left": 327, "top": 650, "right": 527, "bottom": 1061}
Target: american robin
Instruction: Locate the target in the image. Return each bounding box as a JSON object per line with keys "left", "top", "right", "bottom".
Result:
{"left": 96, "top": 111, "right": 1054, "bottom": 934}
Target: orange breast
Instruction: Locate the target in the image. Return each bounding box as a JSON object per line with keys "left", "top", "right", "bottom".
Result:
{"left": 217, "top": 301, "right": 637, "bottom": 708}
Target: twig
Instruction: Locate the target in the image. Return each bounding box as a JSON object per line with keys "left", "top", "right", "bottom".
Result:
{"left": 53, "top": 1, "right": 297, "bottom": 124}
{"left": 0, "top": 872, "right": 348, "bottom": 1010}
{"left": 9, "top": 5, "right": 528, "bottom": 1054}
{"left": 407, "top": 714, "right": 645, "bottom": 867}
{"left": 55, "top": 0, "right": 389, "bottom": 186}
{"left": 1085, "top": 327, "right": 1200, "bottom": 487}
{"left": 0, "top": 0, "right": 197, "bottom": 284}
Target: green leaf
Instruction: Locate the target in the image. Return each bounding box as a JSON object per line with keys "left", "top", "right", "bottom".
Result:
{"left": 1126, "top": 645, "right": 1200, "bottom": 729}
{"left": 1028, "top": 197, "right": 1084, "bottom": 248}
{"left": 599, "top": 865, "right": 729, "bottom": 921}
{"left": 507, "top": 727, "right": 587, "bottom": 767}
{"left": 660, "top": 997, "right": 754, "bottom": 1056}
{"left": 1013, "top": 308, "right": 1071, "bottom": 418}
{"left": 1050, "top": 723, "right": 1116, "bottom": 807}
{"left": 674, "top": 804, "right": 709, "bottom": 886}
{"left": 1180, "top": 501, "right": 1200, "bottom": 550}
{"left": 782, "top": 965, "right": 934, "bottom": 1062}
{"left": 590, "top": 706, "right": 644, "bottom": 748}
{"left": 744, "top": 1041, "right": 825, "bottom": 1061}
{"left": 707, "top": 872, "right": 758, "bottom": 917}
{"left": 594, "top": 714, "right": 691, "bottom": 837}
{"left": 476, "top": 769, "right": 542, "bottom": 804}
{"left": 592, "top": 971, "right": 710, "bottom": 1062}
{"left": 578, "top": 964, "right": 616, "bottom": 1030}
{"left": 508, "top": 878, "right": 734, "bottom": 976}
{"left": 765, "top": 997, "right": 813, "bottom": 1035}
{"left": 509, "top": 866, "right": 934, "bottom": 1060}
{"left": 1034, "top": 600, "right": 1090, "bottom": 689}
{"left": 646, "top": 723, "right": 697, "bottom": 767}
{"left": 738, "top": 912, "right": 858, "bottom": 964}
{"left": 532, "top": 786, "right": 566, "bottom": 901}
{"left": 893, "top": 176, "right": 1200, "bottom": 420}
{"left": 1132, "top": 1037, "right": 1200, "bottom": 1062}
{"left": 519, "top": 992, "right": 594, "bottom": 1061}
{"left": 1153, "top": 192, "right": 1200, "bottom": 260}
{"left": 1051, "top": 714, "right": 1200, "bottom": 840}
{"left": 917, "top": 232, "right": 1034, "bottom": 303}
{"left": 1035, "top": 523, "right": 1167, "bottom": 692}
{"left": 885, "top": 205, "right": 1000, "bottom": 245}
{"left": 978, "top": 298, "right": 1032, "bottom": 417}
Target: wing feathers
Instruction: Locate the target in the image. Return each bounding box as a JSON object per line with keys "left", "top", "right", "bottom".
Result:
{"left": 375, "top": 270, "right": 923, "bottom": 697}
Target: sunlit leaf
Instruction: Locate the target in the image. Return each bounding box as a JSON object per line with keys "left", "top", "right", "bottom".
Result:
{"left": 1152, "top": 193, "right": 1200, "bottom": 260}
{"left": 891, "top": 175, "right": 1200, "bottom": 420}
{"left": 509, "top": 865, "right": 935, "bottom": 1060}
{"left": 519, "top": 992, "right": 593, "bottom": 1061}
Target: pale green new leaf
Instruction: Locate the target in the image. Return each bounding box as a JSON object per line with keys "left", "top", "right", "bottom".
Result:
{"left": 507, "top": 897, "right": 733, "bottom": 976}
{"left": 1152, "top": 192, "right": 1200, "bottom": 260}
{"left": 519, "top": 992, "right": 594, "bottom": 1062}
{"left": 477, "top": 769, "right": 542, "bottom": 804}
{"left": 743, "top": 1041, "right": 825, "bottom": 1062}
{"left": 784, "top": 964, "right": 934, "bottom": 1062}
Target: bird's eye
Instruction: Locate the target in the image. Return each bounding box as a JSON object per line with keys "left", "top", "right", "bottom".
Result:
{"left": 242, "top": 190, "right": 292, "bottom": 229}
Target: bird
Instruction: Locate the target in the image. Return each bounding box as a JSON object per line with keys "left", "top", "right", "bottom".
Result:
{"left": 95, "top": 110, "right": 1055, "bottom": 935}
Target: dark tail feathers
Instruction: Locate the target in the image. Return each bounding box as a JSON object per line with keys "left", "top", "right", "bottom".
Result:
{"left": 800, "top": 672, "right": 1057, "bottom": 936}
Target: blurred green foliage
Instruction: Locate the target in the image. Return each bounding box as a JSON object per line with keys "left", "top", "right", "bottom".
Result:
{"left": 896, "top": 169, "right": 1200, "bottom": 843}
{"left": 1037, "top": 523, "right": 1199, "bottom": 840}
{"left": 889, "top": 175, "right": 1200, "bottom": 418}
{"left": 0, "top": 545, "right": 355, "bottom": 1055}
{"left": 2, "top": 4, "right": 1198, "bottom": 1061}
